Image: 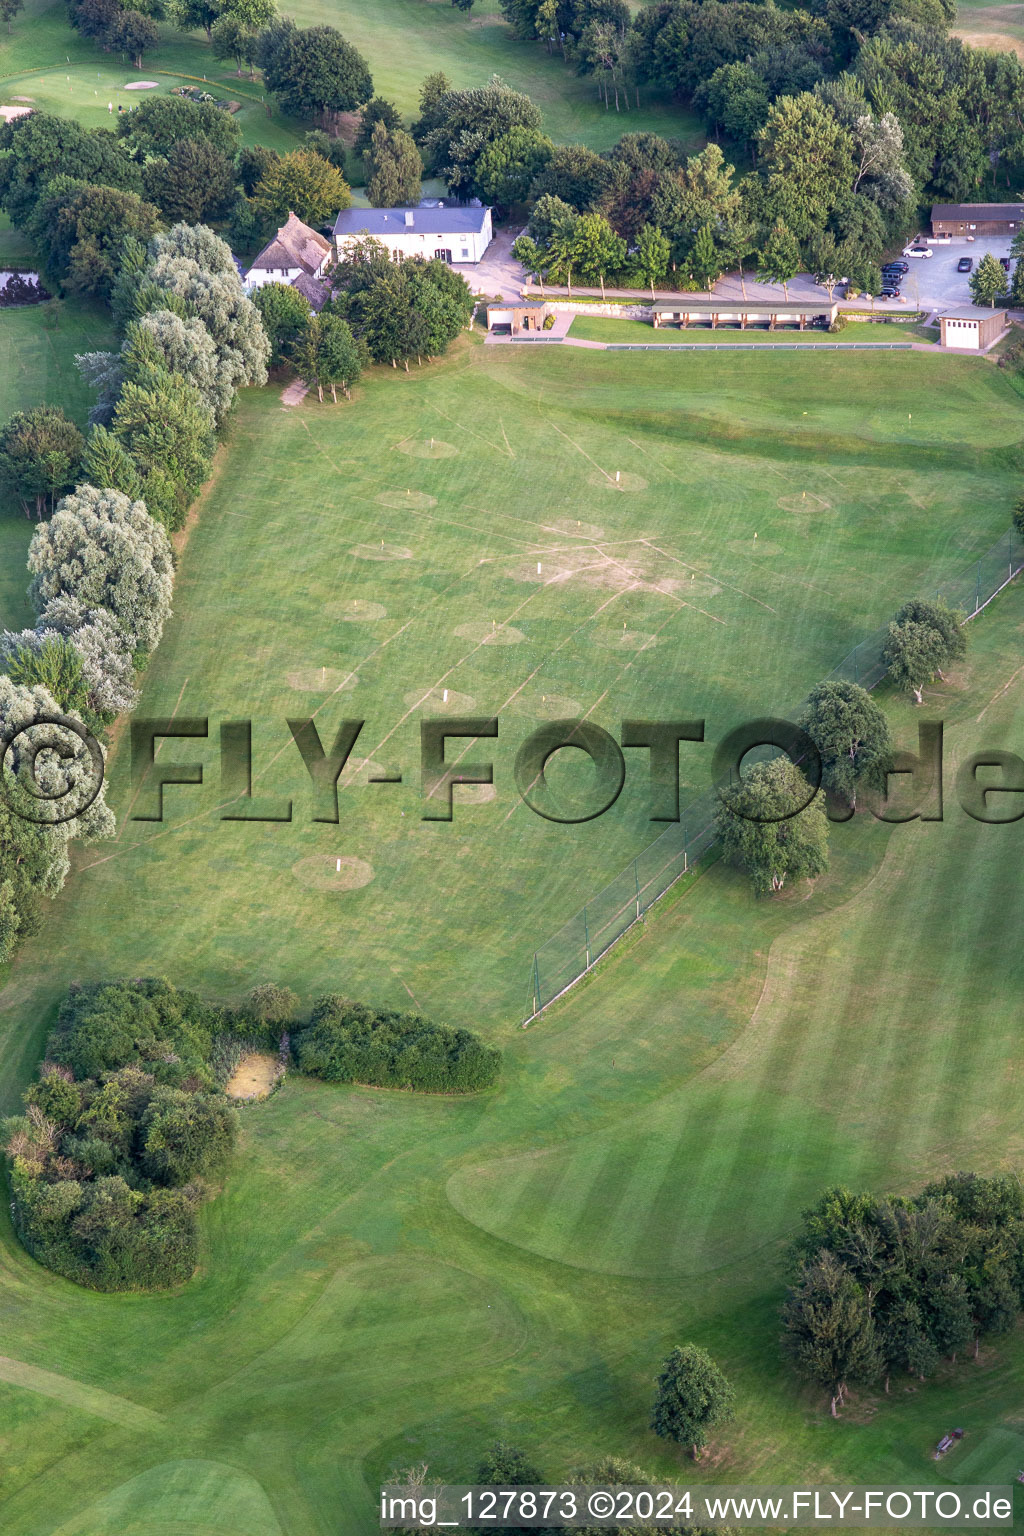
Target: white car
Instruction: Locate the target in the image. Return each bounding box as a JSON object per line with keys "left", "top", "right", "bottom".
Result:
{"left": 903, "top": 245, "right": 933, "bottom": 258}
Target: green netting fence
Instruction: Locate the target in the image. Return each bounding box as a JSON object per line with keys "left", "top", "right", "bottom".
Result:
{"left": 527, "top": 525, "right": 1024, "bottom": 1019}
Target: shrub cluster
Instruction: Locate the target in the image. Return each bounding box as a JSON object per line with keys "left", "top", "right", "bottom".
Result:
{"left": 5, "top": 982, "right": 240, "bottom": 1291}
{"left": 293, "top": 996, "right": 501, "bottom": 1092}
{"left": 782, "top": 1174, "right": 1024, "bottom": 1413}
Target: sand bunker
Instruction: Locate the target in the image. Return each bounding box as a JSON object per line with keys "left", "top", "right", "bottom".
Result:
{"left": 291, "top": 855, "right": 374, "bottom": 892}
{"left": 376, "top": 490, "right": 437, "bottom": 511}
{"left": 397, "top": 438, "right": 458, "bottom": 459}
{"left": 286, "top": 668, "right": 358, "bottom": 692}
{"left": 454, "top": 621, "right": 525, "bottom": 646}
{"left": 587, "top": 470, "right": 648, "bottom": 492}
{"left": 350, "top": 543, "right": 414, "bottom": 561}
{"left": 777, "top": 493, "right": 832, "bottom": 514}
{"left": 329, "top": 599, "right": 387, "bottom": 622}
{"left": 124, "top": 80, "right": 160, "bottom": 88}
{"left": 0, "top": 105, "right": 32, "bottom": 121}
{"left": 226, "top": 1053, "right": 278, "bottom": 1100}
{"left": 549, "top": 518, "right": 607, "bottom": 539}
{"left": 404, "top": 687, "right": 477, "bottom": 713}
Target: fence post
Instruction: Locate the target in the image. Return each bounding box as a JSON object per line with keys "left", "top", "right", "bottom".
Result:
{"left": 584, "top": 906, "right": 591, "bottom": 968}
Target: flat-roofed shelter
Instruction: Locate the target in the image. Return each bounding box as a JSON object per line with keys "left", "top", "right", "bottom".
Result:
{"left": 651, "top": 299, "right": 838, "bottom": 331}
{"left": 939, "top": 306, "right": 1007, "bottom": 350}
{"left": 931, "top": 203, "right": 1024, "bottom": 236}
{"left": 486, "top": 300, "right": 551, "bottom": 334}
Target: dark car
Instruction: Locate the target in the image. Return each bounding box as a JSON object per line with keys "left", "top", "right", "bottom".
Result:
{"left": 1001, "top": 256, "right": 1011, "bottom": 271}
{"left": 957, "top": 257, "right": 973, "bottom": 273}
{"left": 883, "top": 261, "right": 909, "bottom": 274}
{"left": 879, "top": 288, "right": 900, "bottom": 299}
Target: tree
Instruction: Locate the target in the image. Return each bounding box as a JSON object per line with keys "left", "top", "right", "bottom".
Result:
{"left": 689, "top": 222, "right": 723, "bottom": 291}
{"left": 420, "top": 78, "right": 542, "bottom": 196}
{"left": 149, "top": 221, "right": 239, "bottom": 275}
{"left": 260, "top": 22, "right": 373, "bottom": 127}
{"left": 354, "top": 95, "right": 402, "bottom": 157}
{"left": 292, "top": 311, "right": 363, "bottom": 401}
{"left": 0, "top": 675, "right": 114, "bottom": 964}
{"left": 650, "top": 1344, "right": 736, "bottom": 1460}
{"left": 882, "top": 597, "right": 966, "bottom": 703}
{"left": 715, "top": 756, "right": 829, "bottom": 895}
{"left": 110, "top": 369, "right": 216, "bottom": 531}
{"left": 116, "top": 94, "right": 241, "bottom": 160}
{"left": 140, "top": 1086, "right": 236, "bottom": 1185}
{"left": 632, "top": 222, "right": 670, "bottom": 299}
{"left": 970, "top": 251, "right": 1008, "bottom": 308}
{"left": 0, "top": 0, "right": 24, "bottom": 33}
{"left": 0, "top": 405, "right": 84, "bottom": 517}
{"left": 694, "top": 61, "right": 770, "bottom": 150}
{"left": 758, "top": 218, "right": 800, "bottom": 299}
{"left": 475, "top": 127, "right": 553, "bottom": 207}
{"left": 144, "top": 249, "right": 270, "bottom": 399}
{"left": 30, "top": 179, "right": 161, "bottom": 299}
{"left": 799, "top": 680, "right": 892, "bottom": 810}
{"left": 253, "top": 282, "right": 312, "bottom": 366}
{"left": 365, "top": 122, "right": 422, "bottom": 208}
{"left": 108, "top": 7, "right": 159, "bottom": 67}
{"left": 808, "top": 229, "right": 843, "bottom": 299}
{"left": 39, "top": 594, "right": 139, "bottom": 716}
{"left": 168, "top": 0, "right": 221, "bottom": 39}
{"left": 756, "top": 93, "right": 855, "bottom": 243}
{"left": 252, "top": 147, "right": 351, "bottom": 227}
{"left": 28, "top": 484, "right": 174, "bottom": 654}
{"left": 411, "top": 69, "right": 451, "bottom": 144}
{"left": 315, "top": 313, "right": 363, "bottom": 401}
{"left": 1010, "top": 255, "right": 1024, "bottom": 311}
{"left": 211, "top": 11, "right": 261, "bottom": 77}
{"left": 0, "top": 632, "right": 89, "bottom": 716}
{"left": 782, "top": 1251, "right": 882, "bottom": 1415}
{"left": 563, "top": 210, "right": 626, "bottom": 298}
{"left": 143, "top": 139, "right": 238, "bottom": 225}
{"left": 0, "top": 111, "right": 143, "bottom": 228}
{"left": 530, "top": 142, "right": 613, "bottom": 212}
{"left": 82, "top": 424, "right": 142, "bottom": 500}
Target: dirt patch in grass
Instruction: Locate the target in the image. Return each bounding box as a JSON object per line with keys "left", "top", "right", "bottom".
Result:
{"left": 454, "top": 621, "right": 525, "bottom": 645}
{"left": 587, "top": 469, "right": 648, "bottom": 492}
{"left": 328, "top": 599, "right": 387, "bottom": 622}
{"left": 396, "top": 437, "right": 458, "bottom": 459}
{"left": 286, "top": 668, "right": 358, "bottom": 692}
{"left": 226, "top": 1053, "right": 279, "bottom": 1100}
{"left": 376, "top": 490, "right": 437, "bottom": 510}
{"left": 291, "top": 855, "right": 374, "bottom": 892}
{"left": 350, "top": 543, "right": 414, "bottom": 561}
{"left": 778, "top": 493, "right": 832, "bottom": 513}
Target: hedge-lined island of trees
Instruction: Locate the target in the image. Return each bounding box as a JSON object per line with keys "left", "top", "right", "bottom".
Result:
{"left": 4, "top": 978, "right": 500, "bottom": 1291}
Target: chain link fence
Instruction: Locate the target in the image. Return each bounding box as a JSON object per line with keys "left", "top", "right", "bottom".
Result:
{"left": 527, "top": 525, "right": 1024, "bottom": 1018}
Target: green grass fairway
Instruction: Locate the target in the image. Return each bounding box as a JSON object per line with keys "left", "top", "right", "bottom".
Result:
{"left": 568, "top": 314, "right": 939, "bottom": 345}
{"left": 0, "top": 0, "right": 702, "bottom": 151}
{"left": 1, "top": 343, "right": 1024, "bottom": 1532}
{"left": 0, "top": 295, "right": 112, "bottom": 631}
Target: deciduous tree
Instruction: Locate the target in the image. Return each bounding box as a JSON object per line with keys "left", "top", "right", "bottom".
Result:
{"left": 650, "top": 1344, "right": 736, "bottom": 1459}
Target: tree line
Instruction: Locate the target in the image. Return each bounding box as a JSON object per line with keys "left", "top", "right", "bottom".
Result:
{"left": 783, "top": 1174, "right": 1024, "bottom": 1414}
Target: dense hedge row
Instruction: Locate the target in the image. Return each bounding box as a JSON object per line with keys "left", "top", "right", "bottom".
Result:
{"left": 293, "top": 996, "right": 502, "bottom": 1092}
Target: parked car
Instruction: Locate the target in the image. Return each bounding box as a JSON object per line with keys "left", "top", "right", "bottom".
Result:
{"left": 957, "top": 257, "right": 973, "bottom": 273}
{"left": 1000, "top": 256, "right": 1011, "bottom": 271}
{"left": 903, "top": 246, "right": 933, "bottom": 258}
{"left": 883, "top": 261, "right": 909, "bottom": 273}
{"left": 879, "top": 288, "right": 900, "bottom": 299}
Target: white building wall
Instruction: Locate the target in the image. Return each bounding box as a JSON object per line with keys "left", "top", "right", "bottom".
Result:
{"left": 336, "top": 210, "right": 493, "bottom": 265}
{"left": 943, "top": 318, "right": 981, "bottom": 349}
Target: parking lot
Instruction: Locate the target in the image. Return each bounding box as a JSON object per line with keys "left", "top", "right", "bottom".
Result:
{"left": 874, "top": 235, "right": 1016, "bottom": 312}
